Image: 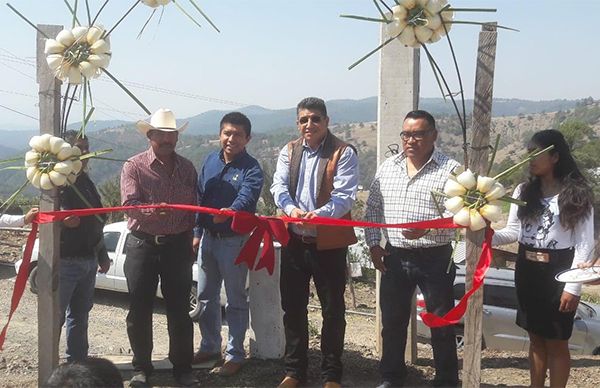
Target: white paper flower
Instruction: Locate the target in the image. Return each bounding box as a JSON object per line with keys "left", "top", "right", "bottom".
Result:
{"left": 141, "top": 0, "right": 171, "bottom": 8}
{"left": 443, "top": 166, "right": 509, "bottom": 231}
{"left": 24, "top": 135, "right": 82, "bottom": 190}
{"left": 45, "top": 26, "right": 111, "bottom": 84}
{"left": 389, "top": 0, "right": 454, "bottom": 47}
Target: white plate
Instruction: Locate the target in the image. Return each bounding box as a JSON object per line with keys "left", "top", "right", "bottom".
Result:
{"left": 555, "top": 267, "right": 600, "bottom": 283}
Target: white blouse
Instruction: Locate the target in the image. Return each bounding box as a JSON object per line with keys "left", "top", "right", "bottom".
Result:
{"left": 493, "top": 184, "right": 595, "bottom": 296}
{"left": 0, "top": 214, "right": 25, "bottom": 228}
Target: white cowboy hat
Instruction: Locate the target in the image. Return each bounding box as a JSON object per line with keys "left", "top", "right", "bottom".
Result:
{"left": 136, "top": 108, "right": 189, "bottom": 136}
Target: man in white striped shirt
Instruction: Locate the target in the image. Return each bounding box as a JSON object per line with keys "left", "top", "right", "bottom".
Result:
{"left": 365, "top": 110, "right": 460, "bottom": 387}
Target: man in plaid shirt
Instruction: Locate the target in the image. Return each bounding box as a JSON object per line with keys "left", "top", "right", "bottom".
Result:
{"left": 365, "top": 110, "right": 460, "bottom": 387}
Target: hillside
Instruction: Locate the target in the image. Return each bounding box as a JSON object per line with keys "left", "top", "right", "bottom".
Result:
{"left": 1, "top": 99, "right": 598, "bottom": 202}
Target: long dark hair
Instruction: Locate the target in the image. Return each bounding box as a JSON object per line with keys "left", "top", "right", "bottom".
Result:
{"left": 518, "top": 129, "right": 593, "bottom": 230}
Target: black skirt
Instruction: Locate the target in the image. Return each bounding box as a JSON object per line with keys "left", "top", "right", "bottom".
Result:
{"left": 515, "top": 243, "right": 576, "bottom": 340}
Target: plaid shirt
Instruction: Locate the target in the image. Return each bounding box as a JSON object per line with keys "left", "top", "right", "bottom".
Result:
{"left": 365, "top": 148, "right": 459, "bottom": 248}
{"left": 121, "top": 148, "right": 198, "bottom": 235}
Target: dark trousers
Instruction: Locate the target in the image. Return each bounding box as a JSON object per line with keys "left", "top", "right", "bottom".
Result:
{"left": 280, "top": 238, "right": 348, "bottom": 384}
{"left": 124, "top": 232, "right": 194, "bottom": 377}
{"left": 380, "top": 244, "right": 458, "bottom": 386}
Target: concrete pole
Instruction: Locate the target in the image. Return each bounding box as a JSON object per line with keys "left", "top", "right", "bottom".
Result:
{"left": 249, "top": 244, "right": 285, "bottom": 359}
{"left": 376, "top": 23, "right": 420, "bottom": 362}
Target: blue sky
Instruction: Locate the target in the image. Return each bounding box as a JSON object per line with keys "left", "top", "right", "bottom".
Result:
{"left": 0, "top": 0, "right": 598, "bottom": 129}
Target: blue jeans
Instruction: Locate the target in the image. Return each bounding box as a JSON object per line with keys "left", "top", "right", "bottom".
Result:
{"left": 59, "top": 256, "right": 97, "bottom": 362}
{"left": 197, "top": 233, "right": 249, "bottom": 363}
{"left": 380, "top": 244, "right": 458, "bottom": 386}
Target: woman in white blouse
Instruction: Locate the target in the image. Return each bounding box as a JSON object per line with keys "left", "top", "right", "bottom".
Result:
{"left": 493, "top": 129, "right": 594, "bottom": 388}
{"left": 0, "top": 207, "right": 38, "bottom": 227}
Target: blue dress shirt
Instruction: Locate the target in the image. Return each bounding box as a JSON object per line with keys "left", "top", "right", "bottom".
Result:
{"left": 270, "top": 139, "right": 359, "bottom": 236}
{"left": 194, "top": 149, "right": 264, "bottom": 237}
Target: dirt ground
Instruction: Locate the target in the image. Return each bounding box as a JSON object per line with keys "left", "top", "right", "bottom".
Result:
{"left": 1, "top": 229, "right": 599, "bottom": 387}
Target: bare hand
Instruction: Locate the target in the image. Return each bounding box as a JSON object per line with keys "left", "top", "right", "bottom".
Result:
{"left": 559, "top": 291, "right": 580, "bottom": 313}
{"left": 370, "top": 245, "right": 390, "bottom": 273}
{"left": 98, "top": 260, "right": 110, "bottom": 274}
{"left": 213, "top": 208, "right": 232, "bottom": 224}
{"left": 192, "top": 237, "right": 201, "bottom": 255}
{"left": 23, "top": 208, "right": 39, "bottom": 224}
{"left": 63, "top": 215, "right": 81, "bottom": 228}
{"left": 402, "top": 228, "right": 429, "bottom": 240}
{"left": 290, "top": 208, "right": 306, "bottom": 218}
{"left": 157, "top": 202, "right": 169, "bottom": 216}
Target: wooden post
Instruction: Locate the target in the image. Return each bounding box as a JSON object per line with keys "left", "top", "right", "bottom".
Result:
{"left": 36, "top": 24, "right": 62, "bottom": 384}
{"left": 377, "top": 22, "right": 420, "bottom": 362}
{"left": 463, "top": 24, "right": 497, "bottom": 388}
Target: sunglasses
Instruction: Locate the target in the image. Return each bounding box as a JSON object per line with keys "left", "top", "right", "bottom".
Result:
{"left": 298, "top": 115, "right": 323, "bottom": 125}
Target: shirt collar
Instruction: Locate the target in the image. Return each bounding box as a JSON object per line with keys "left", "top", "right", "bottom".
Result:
{"left": 219, "top": 148, "right": 248, "bottom": 165}
{"left": 302, "top": 132, "right": 328, "bottom": 153}
{"left": 145, "top": 147, "right": 180, "bottom": 168}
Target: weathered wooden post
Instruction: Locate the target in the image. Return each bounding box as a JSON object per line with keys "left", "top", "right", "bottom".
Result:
{"left": 377, "top": 23, "right": 420, "bottom": 362}
{"left": 36, "top": 24, "right": 62, "bottom": 384}
{"left": 463, "top": 24, "right": 497, "bottom": 388}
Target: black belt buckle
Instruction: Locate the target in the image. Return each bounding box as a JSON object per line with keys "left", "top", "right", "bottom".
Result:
{"left": 154, "top": 234, "right": 167, "bottom": 245}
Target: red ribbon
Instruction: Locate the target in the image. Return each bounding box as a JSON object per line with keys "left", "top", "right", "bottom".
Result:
{"left": 0, "top": 204, "right": 492, "bottom": 350}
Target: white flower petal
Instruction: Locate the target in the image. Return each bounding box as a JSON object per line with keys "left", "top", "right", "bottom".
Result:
{"left": 469, "top": 209, "right": 487, "bottom": 231}
{"left": 25, "top": 151, "right": 40, "bottom": 167}
{"left": 30, "top": 170, "right": 42, "bottom": 188}
{"left": 444, "top": 196, "right": 464, "bottom": 214}
{"left": 40, "top": 173, "right": 54, "bottom": 190}
{"left": 399, "top": 25, "right": 418, "bottom": 47}
{"left": 53, "top": 160, "right": 74, "bottom": 175}
{"left": 56, "top": 29, "right": 75, "bottom": 47}
{"left": 71, "top": 146, "right": 82, "bottom": 157}
{"left": 26, "top": 166, "right": 38, "bottom": 181}
{"left": 141, "top": 0, "right": 159, "bottom": 7}
{"left": 480, "top": 202, "right": 503, "bottom": 222}
{"left": 49, "top": 170, "right": 68, "bottom": 187}
{"left": 38, "top": 134, "right": 53, "bottom": 152}
{"left": 57, "top": 144, "right": 74, "bottom": 161}
{"left": 399, "top": 0, "right": 417, "bottom": 9}
{"left": 444, "top": 179, "right": 467, "bottom": 196}
{"left": 90, "top": 39, "right": 110, "bottom": 54}
{"left": 46, "top": 54, "right": 63, "bottom": 71}
{"left": 44, "top": 39, "right": 65, "bottom": 55}
{"left": 79, "top": 61, "right": 98, "bottom": 79}
{"left": 49, "top": 136, "right": 65, "bottom": 154}
{"left": 477, "top": 176, "right": 497, "bottom": 193}
{"left": 392, "top": 5, "right": 408, "bottom": 20}
{"left": 485, "top": 182, "right": 507, "bottom": 201}
{"left": 426, "top": 14, "right": 442, "bottom": 30}
{"left": 414, "top": 25, "right": 434, "bottom": 43}
{"left": 72, "top": 26, "right": 88, "bottom": 42}
{"left": 456, "top": 169, "right": 477, "bottom": 190}
{"left": 72, "top": 159, "right": 83, "bottom": 174}
{"left": 87, "top": 53, "right": 111, "bottom": 69}
{"left": 453, "top": 207, "right": 471, "bottom": 227}
{"left": 87, "top": 26, "right": 105, "bottom": 44}
{"left": 388, "top": 19, "right": 408, "bottom": 37}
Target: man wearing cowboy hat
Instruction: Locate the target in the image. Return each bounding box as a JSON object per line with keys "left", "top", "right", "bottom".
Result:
{"left": 121, "top": 108, "right": 199, "bottom": 387}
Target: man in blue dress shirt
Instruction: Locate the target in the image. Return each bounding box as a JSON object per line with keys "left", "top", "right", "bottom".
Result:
{"left": 192, "top": 112, "right": 264, "bottom": 376}
{"left": 271, "top": 97, "right": 359, "bottom": 388}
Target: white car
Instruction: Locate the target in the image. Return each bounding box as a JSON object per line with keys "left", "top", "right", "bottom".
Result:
{"left": 416, "top": 265, "right": 600, "bottom": 355}
{"left": 14, "top": 221, "right": 226, "bottom": 317}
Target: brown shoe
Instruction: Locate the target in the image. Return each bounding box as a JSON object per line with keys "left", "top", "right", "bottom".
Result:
{"left": 216, "top": 360, "right": 244, "bottom": 376}
{"left": 278, "top": 376, "right": 300, "bottom": 388}
{"left": 192, "top": 350, "right": 222, "bottom": 365}
{"left": 324, "top": 382, "right": 341, "bottom": 388}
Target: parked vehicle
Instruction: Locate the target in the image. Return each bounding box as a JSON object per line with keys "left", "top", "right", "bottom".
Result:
{"left": 14, "top": 221, "right": 226, "bottom": 317}
{"left": 416, "top": 265, "right": 600, "bottom": 355}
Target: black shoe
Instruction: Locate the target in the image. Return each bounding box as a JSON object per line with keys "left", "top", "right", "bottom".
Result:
{"left": 174, "top": 371, "right": 199, "bottom": 387}
{"left": 129, "top": 371, "right": 150, "bottom": 387}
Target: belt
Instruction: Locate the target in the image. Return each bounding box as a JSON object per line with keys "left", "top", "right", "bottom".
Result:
{"left": 387, "top": 243, "right": 452, "bottom": 256}
{"left": 131, "top": 230, "right": 185, "bottom": 246}
{"left": 524, "top": 250, "right": 550, "bottom": 263}
{"left": 290, "top": 232, "right": 317, "bottom": 245}
{"left": 206, "top": 230, "right": 237, "bottom": 239}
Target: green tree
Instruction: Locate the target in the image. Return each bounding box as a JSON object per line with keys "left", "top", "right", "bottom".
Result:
{"left": 98, "top": 176, "right": 124, "bottom": 223}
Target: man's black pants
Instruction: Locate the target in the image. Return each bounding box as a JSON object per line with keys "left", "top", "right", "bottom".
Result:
{"left": 280, "top": 237, "right": 348, "bottom": 384}
{"left": 124, "top": 231, "right": 194, "bottom": 377}
{"left": 380, "top": 243, "right": 459, "bottom": 387}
